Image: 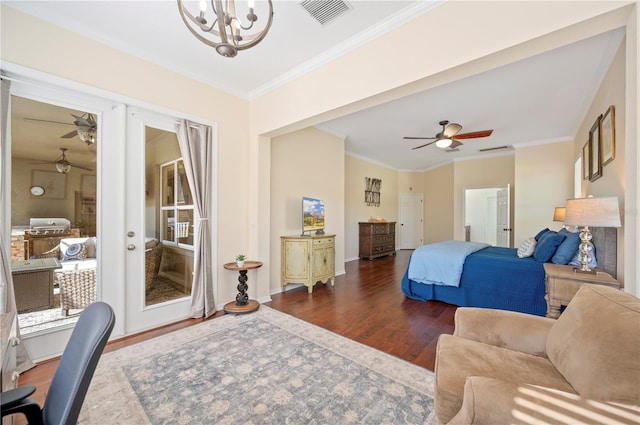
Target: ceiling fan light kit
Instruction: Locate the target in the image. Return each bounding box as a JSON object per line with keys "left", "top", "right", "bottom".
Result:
{"left": 177, "top": 0, "right": 274, "bottom": 58}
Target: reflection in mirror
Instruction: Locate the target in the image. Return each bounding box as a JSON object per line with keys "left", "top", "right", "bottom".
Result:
{"left": 145, "top": 126, "right": 193, "bottom": 306}
{"left": 10, "top": 96, "right": 98, "bottom": 334}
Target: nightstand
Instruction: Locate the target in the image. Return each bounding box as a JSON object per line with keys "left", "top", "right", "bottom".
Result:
{"left": 543, "top": 263, "right": 620, "bottom": 318}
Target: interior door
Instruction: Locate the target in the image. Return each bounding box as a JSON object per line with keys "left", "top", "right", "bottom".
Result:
{"left": 399, "top": 193, "right": 423, "bottom": 249}
{"left": 125, "top": 108, "right": 191, "bottom": 333}
{"left": 496, "top": 185, "right": 511, "bottom": 247}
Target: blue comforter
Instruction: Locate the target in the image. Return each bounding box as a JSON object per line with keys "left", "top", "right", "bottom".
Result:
{"left": 402, "top": 245, "right": 547, "bottom": 316}
{"left": 408, "top": 241, "right": 490, "bottom": 287}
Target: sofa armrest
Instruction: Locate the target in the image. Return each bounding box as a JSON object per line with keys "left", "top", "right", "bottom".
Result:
{"left": 448, "top": 376, "right": 640, "bottom": 425}
{"left": 454, "top": 308, "right": 555, "bottom": 357}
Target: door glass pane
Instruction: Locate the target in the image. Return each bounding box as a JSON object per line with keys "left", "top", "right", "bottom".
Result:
{"left": 145, "top": 127, "right": 193, "bottom": 306}
{"left": 10, "top": 96, "right": 98, "bottom": 335}
{"left": 161, "top": 163, "right": 175, "bottom": 207}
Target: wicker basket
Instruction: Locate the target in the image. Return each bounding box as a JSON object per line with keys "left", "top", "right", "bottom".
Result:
{"left": 57, "top": 268, "right": 96, "bottom": 316}
{"left": 145, "top": 243, "right": 163, "bottom": 293}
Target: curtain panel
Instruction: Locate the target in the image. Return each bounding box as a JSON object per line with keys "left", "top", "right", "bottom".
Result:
{"left": 176, "top": 119, "right": 215, "bottom": 318}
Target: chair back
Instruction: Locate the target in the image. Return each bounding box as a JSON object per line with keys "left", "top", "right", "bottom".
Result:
{"left": 43, "top": 302, "right": 115, "bottom": 425}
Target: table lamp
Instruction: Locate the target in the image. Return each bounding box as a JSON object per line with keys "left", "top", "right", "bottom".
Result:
{"left": 564, "top": 196, "right": 621, "bottom": 272}
{"left": 553, "top": 207, "right": 566, "bottom": 222}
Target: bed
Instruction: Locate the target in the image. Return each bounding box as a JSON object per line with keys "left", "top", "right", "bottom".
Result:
{"left": 401, "top": 227, "right": 617, "bottom": 316}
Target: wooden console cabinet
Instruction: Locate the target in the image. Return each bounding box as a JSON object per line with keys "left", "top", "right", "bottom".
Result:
{"left": 281, "top": 234, "right": 335, "bottom": 293}
{"left": 359, "top": 222, "right": 396, "bottom": 260}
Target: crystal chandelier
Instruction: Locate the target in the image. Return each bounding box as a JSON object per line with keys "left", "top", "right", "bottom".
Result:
{"left": 177, "top": 0, "right": 274, "bottom": 58}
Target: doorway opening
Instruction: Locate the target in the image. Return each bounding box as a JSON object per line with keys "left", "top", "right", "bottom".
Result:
{"left": 463, "top": 185, "right": 511, "bottom": 247}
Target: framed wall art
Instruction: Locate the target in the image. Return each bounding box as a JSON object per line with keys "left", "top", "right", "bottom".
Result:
{"left": 601, "top": 105, "right": 615, "bottom": 166}
{"left": 582, "top": 142, "right": 588, "bottom": 180}
{"left": 31, "top": 170, "right": 66, "bottom": 199}
{"left": 588, "top": 114, "right": 602, "bottom": 182}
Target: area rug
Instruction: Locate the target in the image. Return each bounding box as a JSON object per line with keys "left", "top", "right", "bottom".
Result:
{"left": 79, "top": 306, "right": 436, "bottom": 424}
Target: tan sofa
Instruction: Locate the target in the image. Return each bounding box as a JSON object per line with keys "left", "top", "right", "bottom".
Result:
{"left": 434, "top": 284, "right": 640, "bottom": 424}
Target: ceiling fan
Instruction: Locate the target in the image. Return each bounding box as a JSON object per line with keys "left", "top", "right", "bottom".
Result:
{"left": 404, "top": 120, "right": 493, "bottom": 150}
{"left": 31, "top": 148, "right": 93, "bottom": 174}
{"left": 25, "top": 113, "right": 97, "bottom": 145}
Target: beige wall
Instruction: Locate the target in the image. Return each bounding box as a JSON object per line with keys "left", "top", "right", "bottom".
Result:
{"left": 270, "top": 127, "right": 345, "bottom": 292}
{"left": 514, "top": 141, "right": 575, "bottom": 246}
{"left": 574, "top": 38, "right": 627, "bottom": 282}
{"left": 423, "top": 163, "right": 454, "bottom": 244}
{"left": 344, "top": 155, "right": 398, "bottom": 260}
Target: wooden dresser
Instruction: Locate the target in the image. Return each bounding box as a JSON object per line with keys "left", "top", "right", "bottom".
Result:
{"left": 281, "top": 234, "right": 335, "bottom": 293}
{"left": 359, "top": 222, "right": 396, "bottom": 260}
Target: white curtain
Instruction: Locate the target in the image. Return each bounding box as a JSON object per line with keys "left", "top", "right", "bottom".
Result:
{"left": 176, "top": 119, "right": 215, "bottom": 318}
{"left": 0, "top": 78, "right": 34, "bottom": 372}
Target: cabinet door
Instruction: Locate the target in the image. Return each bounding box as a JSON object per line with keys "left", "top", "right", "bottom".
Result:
{"left": 284, "top": 240, "right": 310, "bottom": 279}
{"left": 312, "top": 246, "right": 327, "bottom": 277}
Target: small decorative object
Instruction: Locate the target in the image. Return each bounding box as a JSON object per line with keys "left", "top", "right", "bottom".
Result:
{"left": 588, "top": 114, "right": 602, "bottom": 182}
{"left": 365, "top": 177, "right": 381, "bottom": 207}
{"left": 601, "top": 105, "right": 615, "bottom": 166}
{"left": 236, "top": 254, "right": 246, "bottom": 267}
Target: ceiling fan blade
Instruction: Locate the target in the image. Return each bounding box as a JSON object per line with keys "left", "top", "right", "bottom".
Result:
{"left": 452, "top": 129, "right": 494, "bottom": 140}
{"left": 411, "top": 140, "right": 438, "bottom": 150}
{"left": 403, "top": 136, "right": 437, "bottom": 140}
{"left": 24, "top": 117, "right": 74, "bottom": 126}
{"left": 443, "top": 123, "right": 462, "bottom": 138}
{"left": 69, "top": 162, "right": 93, "bottom": 171}
{"left": 61, "top": 130, "right": 79, "bottom": 138}
{"left": 72, "top": 115, "right": 94, "bottom": 128}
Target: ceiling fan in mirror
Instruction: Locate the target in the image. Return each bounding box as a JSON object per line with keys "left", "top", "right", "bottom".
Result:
{"left": 404, "top": 120, "right": 493, "bottom": 151}
{"left": 24, "top": 113, "right": 97, "bottom": 146}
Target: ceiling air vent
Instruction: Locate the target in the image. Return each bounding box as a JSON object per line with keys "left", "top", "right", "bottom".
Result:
{"left": 479, "top": 145, "right": 513, "bottom": 153}
{"left": 299, "top": 0, "right": 353, "bottom": 26}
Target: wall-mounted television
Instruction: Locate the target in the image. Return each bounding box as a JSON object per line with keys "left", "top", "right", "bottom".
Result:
{"left": 302, "top": 196, "right": 325, "bottom": 235}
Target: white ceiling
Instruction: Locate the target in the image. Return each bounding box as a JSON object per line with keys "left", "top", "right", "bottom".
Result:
{"left": 5, "top": 1, "right": 625, "bottom": 171}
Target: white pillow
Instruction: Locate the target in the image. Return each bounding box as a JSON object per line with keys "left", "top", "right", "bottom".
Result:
{"left": 517, "top": 237, "right": 537, "bottom": 258}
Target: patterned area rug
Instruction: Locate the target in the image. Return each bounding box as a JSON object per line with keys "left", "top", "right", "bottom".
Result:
{"left": 80, "top": 306, "right": 436, "bottom": 424}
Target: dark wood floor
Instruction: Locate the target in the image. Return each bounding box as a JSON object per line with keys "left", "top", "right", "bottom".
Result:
{"left": 14, "top": 249, "right": 456, "bottom": 420}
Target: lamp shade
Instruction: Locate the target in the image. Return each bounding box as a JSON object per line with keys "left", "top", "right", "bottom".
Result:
{"left": 553, "top": 207, "right": 565, "bottom": 222}
{"left": 564, "top": 197, "right": 621, "bottom": 227}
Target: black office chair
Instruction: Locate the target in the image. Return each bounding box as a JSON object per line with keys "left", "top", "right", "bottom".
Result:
{"left": 1, "top": 302, "right": 115, "bottom": 425}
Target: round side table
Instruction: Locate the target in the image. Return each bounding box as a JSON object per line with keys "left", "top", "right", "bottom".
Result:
{"left": 223, "top": 260, "right": 263, "bottom": 314}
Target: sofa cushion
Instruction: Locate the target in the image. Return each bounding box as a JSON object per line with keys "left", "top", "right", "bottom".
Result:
{"left": 434, "top": 333, "right": 574, "bottom": 424}
{"left": 546, "top": 285, "right": 640, "bottom": 406}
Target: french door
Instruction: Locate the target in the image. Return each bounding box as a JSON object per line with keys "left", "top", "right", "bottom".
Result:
{"left": 124, "top": 108, "right": 192, "bottom": 333}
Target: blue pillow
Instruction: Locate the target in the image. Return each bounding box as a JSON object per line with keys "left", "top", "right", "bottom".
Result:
{"left": 551, "top": 230, "right": 580, "bottom": 265}
{"left": 533, "top": 231, "right": 566, "bottom": 262}
{"left": 569, "top": 243, "right": 598, "bottom": 269}
{"left": 534, "top": 228, "right": 550, "bottom": 241}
